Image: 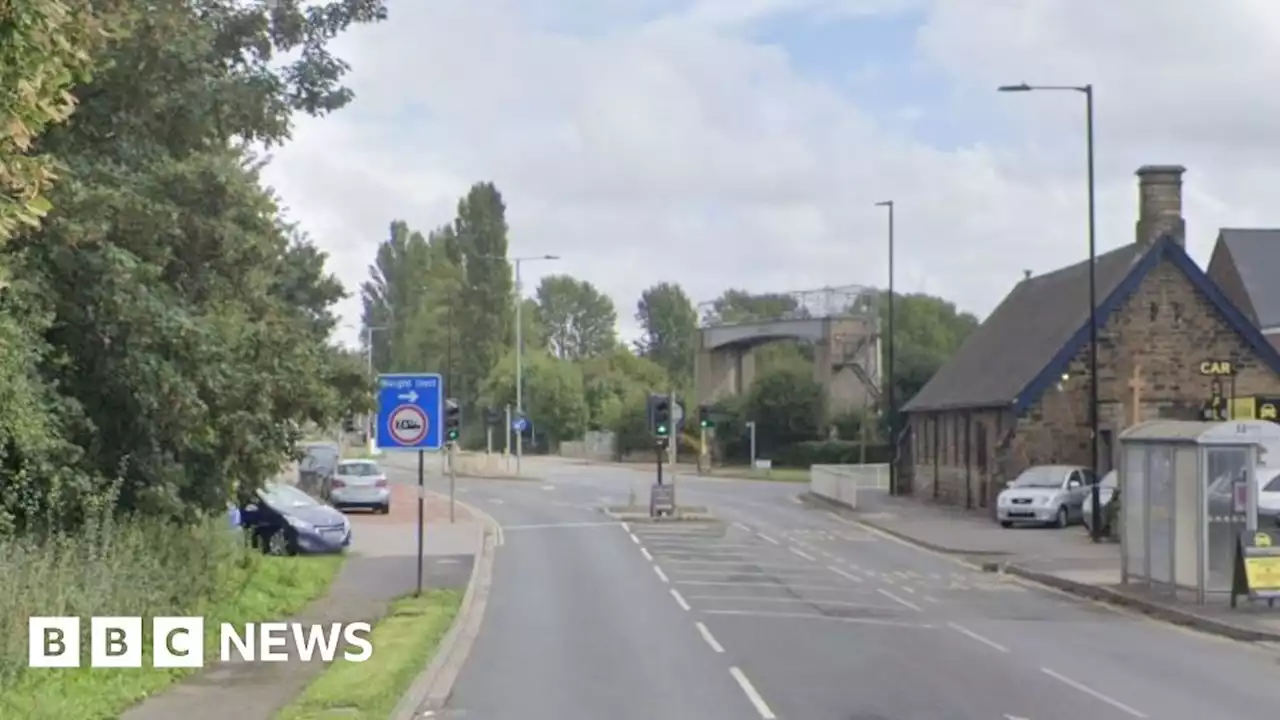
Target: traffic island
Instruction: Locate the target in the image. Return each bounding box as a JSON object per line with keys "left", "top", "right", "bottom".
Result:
{"left": 602, "top": 505, "right": 715, "bottom": 522}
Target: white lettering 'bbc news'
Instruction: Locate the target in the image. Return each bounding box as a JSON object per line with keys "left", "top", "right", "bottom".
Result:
{"left": 27, "top": 617, "right": 373, "bottom": 668}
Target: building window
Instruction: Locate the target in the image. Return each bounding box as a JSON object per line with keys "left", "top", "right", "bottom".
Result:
{"left": 975, "top": 421, "right": 988, "bottom": 471}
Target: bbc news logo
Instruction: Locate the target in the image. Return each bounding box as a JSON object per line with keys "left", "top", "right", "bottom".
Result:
{"left": 28, "top": 617, "right": 373, "bottom": 668}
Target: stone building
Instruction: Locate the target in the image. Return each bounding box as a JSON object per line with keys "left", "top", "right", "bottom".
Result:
{"left": 900, "top": 165, "right": 1280, "bottom": 512}
{"left": 1208, "top": 228, "right": 1280, "bottom": 353}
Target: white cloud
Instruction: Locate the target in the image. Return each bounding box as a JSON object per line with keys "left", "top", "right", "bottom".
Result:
{"left": 261, "top": 0, "right": 1280, "bottom": 350}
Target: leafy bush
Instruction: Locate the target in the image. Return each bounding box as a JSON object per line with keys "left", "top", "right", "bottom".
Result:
{"left": 772, "top": 440, "right": 892, "bottom": 467}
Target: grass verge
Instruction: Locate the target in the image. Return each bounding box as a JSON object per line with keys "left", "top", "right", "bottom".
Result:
{"left": 709, "top": 466, "right": 810, "bottom": 482}
{"left": 275, "top": 589, "right": 463, "bottom": 720}
{"left": 0, "top": 517, "right": 343, "bottom": 720}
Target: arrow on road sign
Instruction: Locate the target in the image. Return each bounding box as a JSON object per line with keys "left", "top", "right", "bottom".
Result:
{"left": 398, "top": 391, "right": 419, "bottom": 403}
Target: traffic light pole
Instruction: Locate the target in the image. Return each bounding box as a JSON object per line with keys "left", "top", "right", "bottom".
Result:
{"left": 656, "top": 439, "right": 664, "bottom": 486}
{"left": 448, "top": 440, "right": 457, "bottom": 523}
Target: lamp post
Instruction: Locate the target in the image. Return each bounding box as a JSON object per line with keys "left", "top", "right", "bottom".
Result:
{"left": 999, "top": 82, "right": 1102, "bottom": 542}
{"left": 874, "top": 200, "right": 896, "bottom": 495}
{"left": 511, "top": 254, "right": 559, "bottom": 475}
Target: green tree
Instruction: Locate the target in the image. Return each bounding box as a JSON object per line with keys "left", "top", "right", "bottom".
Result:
{"left": 744, "top": 366, "right": 826, "bottom": 458}
{"left": 3, "top": 0, "right": 386, "bottom": 526}
{"left": 0, "top": 0, "right": 120, "bottom": 242}
{"left": 535, "top": 274, "right": 617, "bottom": 361}
{"left": 703, "top": 289, "right": 801, "bottom": 324}
{"left": 360, "top": 220, "right": 432, "bottom": 373}
{"left": 481, "top": 349, "right": 588, "bottom": 450}
{"left": 883, "top": 292, "right": 979, "bottom": 422}
{"left": 455, "top": 183, "right": 514, "bottom": 405}
{"left": 634, "top": 282, "right": 697, "bottom": 386}
{"left": 582, "top": 345, "right": 669, "bottom": 431}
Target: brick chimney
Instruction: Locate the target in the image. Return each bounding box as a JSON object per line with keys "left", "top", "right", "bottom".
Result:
{"left": 1135, "top": 165, "right": 1186, "bottom": 248}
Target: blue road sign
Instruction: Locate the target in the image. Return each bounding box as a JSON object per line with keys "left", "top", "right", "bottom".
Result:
{"left": 376, "top": 373, "right": 444, "bottom": 451}
{"left": 512, "top": 416, "right": 528, "bottom": 433}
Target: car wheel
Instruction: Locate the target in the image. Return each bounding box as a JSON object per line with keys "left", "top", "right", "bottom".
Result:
{"left": 1000, "top": 521, "right": 1013, "bottom": 528}
{"left": 1054, "top": 506, "right": 1069, "bottom": 528}
{"left": 381, "top": 503, "right": 391, "bottom": 515}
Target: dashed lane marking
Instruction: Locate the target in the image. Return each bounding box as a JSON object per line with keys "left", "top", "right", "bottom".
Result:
{"left": 758, "top": 533, "right": 780, "bottom": 545}
{"left": 695, "top": 621, "right": 725, "bottom": 652}
{"left": 789, "top": 547, "right": 817, "bottom": 561}
{"left": 706, "top": 609, "right": 935, "bottom": 629}
{"left": 729, "top": 667, "right": 777, "bottom": 719}
{"left": 1040, "top": 668, "right": 1148, "bottom": 718}
{"left": 826, "top": 565, "right": 864, "bottom": 583}
{"left": 653, "top": 565, "right": 670, "bottom": 583}
{"left": 640, "top": 547, "right": 653, "bottom": 561}
{"left": 877, "top": 588, "right": 922, "bottom": 612}
{"left": 670, "top": 588, "right": 692, "bottom": 611}
{"left": 676, "top": 580, "right": 867, "bottom": 592}
{"left": 947, "top": 622, "right": 1009, "bottom": 653}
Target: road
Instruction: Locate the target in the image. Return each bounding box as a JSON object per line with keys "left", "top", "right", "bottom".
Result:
{"left": 390, "top": 454, "right": 1280, "bottom": 720}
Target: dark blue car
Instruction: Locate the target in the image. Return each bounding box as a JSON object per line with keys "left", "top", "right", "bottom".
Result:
{"left": 238, "top": 483, "right": 351, "bottom": 555}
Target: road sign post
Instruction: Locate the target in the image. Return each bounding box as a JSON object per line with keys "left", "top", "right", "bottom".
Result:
{"left": 376, "top": 373, "right": 443, "bottom": 600}
{"left": 448, "top": 441, "right": 457, "bottom": 523}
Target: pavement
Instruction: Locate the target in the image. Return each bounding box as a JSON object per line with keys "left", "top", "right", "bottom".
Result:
{"left": 824, "top": 491, "right": 1280, "bottom": 643}
{"left": 122, "top": 472, "right": 480, "bottom": 720}
{"left": 382, "top": 453, "right": 1280, "bottom": 720}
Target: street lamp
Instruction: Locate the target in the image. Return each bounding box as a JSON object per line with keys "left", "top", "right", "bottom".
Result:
{"left": 511, "top": 254, "right": 559, "bottom": 474}
{"left": 363, "top": 324, "right": 388, "bottom": 454}
{"left": 874, "top": 200, "right": 896, "bottom": 495}
{"left": 999, "top": 81, "right": 1102, "bottom": 541}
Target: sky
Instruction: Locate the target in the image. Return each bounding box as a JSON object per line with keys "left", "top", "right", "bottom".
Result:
{"left": 260, "top": 0, "right": 1280, "bottom": 349}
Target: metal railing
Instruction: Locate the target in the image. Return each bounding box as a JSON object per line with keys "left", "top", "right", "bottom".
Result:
{"left": 809, "top": 464, "right": 890, "bottom": 509}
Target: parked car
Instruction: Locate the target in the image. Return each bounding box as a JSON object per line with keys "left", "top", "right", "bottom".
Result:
{"left": 239, "top": 483, "right": 351, "bottom": 555}
{"left": 1081, "top": 469, "right": 1118, "bottom": 535}
{"left": 330, "top": 459, "right": 391, "bottom": 514}
{"left": 997, "top": 464, "right": 1093, "bottom": 528}
{"left": 1258, "top": 468, "right": 1280, "bottom": 525}
{"left": 299, "top": 441, "right": 341, "bottom": 498}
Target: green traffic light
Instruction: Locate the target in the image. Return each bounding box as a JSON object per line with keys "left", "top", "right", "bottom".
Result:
{"left": 656, "top": 424, "right": 668, "bottom": 435}
{"left": 447, "top": 430, "right": 459, "bottom": 440}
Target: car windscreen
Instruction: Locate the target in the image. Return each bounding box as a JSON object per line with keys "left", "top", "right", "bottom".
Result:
{"left": 1263, "top": 473, "right": 1280, "bottom": 493}
{"left": 1011, "top": 467, "right": 1065, "bottom": 488}
{"left": 260, "top": 484, "right": 318, "bottom": 509}
{"left": 337, "top": 462, "right": 379, "bottom": 476}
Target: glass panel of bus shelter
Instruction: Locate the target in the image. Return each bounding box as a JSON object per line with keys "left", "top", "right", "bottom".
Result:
{"left": 1206, "top": 446, "right": 1249, "bottom": 592}
{"left": 1147, "top": 445, "right": 1175, "bottom": 586}
{"left": 1123, "top": 445, "right": 1146, "bottom": 579}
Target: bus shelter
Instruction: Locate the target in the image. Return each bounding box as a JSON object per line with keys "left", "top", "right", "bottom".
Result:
{"left": 1120, "top": 419, "right": 1280, "bottom": 605}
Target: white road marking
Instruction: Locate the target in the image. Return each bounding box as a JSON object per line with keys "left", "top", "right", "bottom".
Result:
{"left": 695, "top": 621, "right": 725, "bottom": 652}
{"left": 706, "top": 609, "right": 934, "bottom": 628}
{"left": 790, "top": 496, "right": 803, "bottom": 504}
{"left": 1040, "top": 668, "right": 1148, "bottom": 718}
{"left": 670, "top": 588, "right": 692, "bottom": 611}
{"left": 686, "top": 595, "right": 882, "bottom": 608}
{"left": 665, "top": 559, "right": 816, "bottom": 570}
{"left": 758, "top": 533, "right": 780, "bottom": 544}
{"left": 629, "top": 533, "right": 640, "bottom": 545}
{"left": 1004, "top": 715, "right": 1030, "bottom": 720}
{"left": 947, "top": 622, "right": 1009, "bottom": 652}
{"left": 676, "top": 580, "right": 868, "bottom": 591}
{"left": 925, "top": 596, "right": 940, "bottom": 603}
{"left": 826, "top": 565, "right": 864, "bottom": 583}
{"left": 502, "top": 521, "right": 619, "bottom": 530}
{"left": 733, "top": 521, "right": 752, "bottom": 531}
{"left": 653, "top": 565, "right": 670, "bottom": 583}
{"left": 488, "top": 498, "right": 504, "bottom": 505}
{"left": 789, "top": 547, "right": 817, "bottom": 561}
{"left": 540, "top": 484, "right": 555, "bottom": 490}
{"left": 621, "top": 522, "right": 630, "bottom": 532}
{"left": 640, "top": 547, "right": 653, "bottom": 561}
{"left": 877, "top": 588, "right": 922, "bottom": 612}
{"left": 729, "top": 667, "right": 777, "bottom": 719}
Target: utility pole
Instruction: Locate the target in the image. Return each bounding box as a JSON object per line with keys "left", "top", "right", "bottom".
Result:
{"left": 510, "top": 254, "right": 560, "bottom": 477}
{"left": 875, "top": 200, "right": 896, "bottom": 494}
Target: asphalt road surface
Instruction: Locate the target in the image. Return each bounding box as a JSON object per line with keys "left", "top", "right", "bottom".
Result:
{"left": 401, "top": 456, "right": 1280, "bottom": 720}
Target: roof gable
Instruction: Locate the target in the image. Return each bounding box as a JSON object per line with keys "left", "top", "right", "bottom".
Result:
{"left": 1207, "top": 238, "right": 1257, "bottom": 325}
{"left": 904, "top": 236, "right": 1280, "bottom": 415}
{"left": 1215, "top": 229, "right": 1280, "bottom": 330}
{"left": 902, "top": 243, "right": 1144, "bottom": 412}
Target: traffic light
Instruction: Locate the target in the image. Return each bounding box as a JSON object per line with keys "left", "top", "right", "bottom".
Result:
{"left": 482, "top": 407, "right": 500, "bottom": 426}
{"left": 445, "top": 398, "right": 461, "bottom": 442}
{"left": 650, "top": 393, "right": 671, "bottom": 437}
{"left": 698, "top": 404, "right": 713, "bottom": 429}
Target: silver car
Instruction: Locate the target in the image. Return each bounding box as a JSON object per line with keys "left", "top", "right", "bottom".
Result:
{"left": 329, "top": 459, "right": 391, "bottom": 514}
{"left": 997, "top": 464, "right": 1092, "bottom": 528}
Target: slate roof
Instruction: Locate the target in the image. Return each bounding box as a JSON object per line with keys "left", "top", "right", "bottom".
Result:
{"left": 1213, "top": 229, "right": 1280, "bottom": 331}
{"left": 903, "top": 236, "right": 1280, "bottom": 414}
